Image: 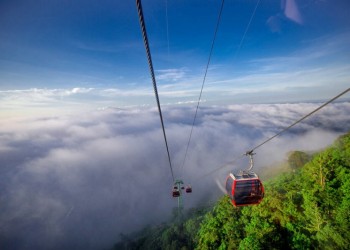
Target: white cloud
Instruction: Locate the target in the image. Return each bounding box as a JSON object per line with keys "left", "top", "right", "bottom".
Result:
{"left": 156, "top": 68, "right": 187, "bottom": 82}
{"left": 1, "top": 31, "right": 350, "bottom": 114}
{"left": 1, "top": 102, "right": 349, "bottom": 249}
{"left": 202, "top": 32, "right": 350, "bottom": 102}
{"left": 68, "top": 87, "right": 94, "bottom": 95}
{"left": 0, "top": 87, "right": 156, "bottom": 117}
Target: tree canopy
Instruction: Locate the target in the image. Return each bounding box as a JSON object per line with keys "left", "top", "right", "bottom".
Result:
{"left": 197, "top": 131, "right": 350, "bottom": 249}
{"left": 113, "top": 131, "right": 350, "bottom": 249}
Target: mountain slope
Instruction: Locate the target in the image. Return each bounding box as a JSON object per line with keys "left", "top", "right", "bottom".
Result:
{"left": 197, "top": 131, "right": 350, "bottom": 249}
{"left": 112, "top": 131, "right": 350, "bottom": 249}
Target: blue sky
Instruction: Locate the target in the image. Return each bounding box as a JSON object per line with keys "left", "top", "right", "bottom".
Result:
{"left": 0, "top": 2, "right": 350, "bottom": 247}
{"left": 0, "top": 0, "right": 349, "bottom": 117}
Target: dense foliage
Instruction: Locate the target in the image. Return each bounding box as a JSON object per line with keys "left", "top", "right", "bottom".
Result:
{"left": 197, "top": 132, "right": 350, "bottom": 249}
{"left": 113, "top": 132, "right": 350, "bottom": 249}
{"left": 112, "top": 207, "right": 211, "bottom": 250}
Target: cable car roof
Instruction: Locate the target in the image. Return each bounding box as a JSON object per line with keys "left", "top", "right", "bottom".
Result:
{"left": 229, "top": 172, "right": 259, "bottom": 180}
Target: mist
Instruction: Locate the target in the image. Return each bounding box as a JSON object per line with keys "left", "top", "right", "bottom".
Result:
{"left": 0, "top": 102, "right": 349, "bottom": 250}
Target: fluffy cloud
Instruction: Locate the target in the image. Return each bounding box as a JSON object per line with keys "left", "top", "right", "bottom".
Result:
{"left": 0, "top": 102, "right": 349, "bottom": 249}
{"left": 156, "top": 68, "right": 187, "bottom": 82}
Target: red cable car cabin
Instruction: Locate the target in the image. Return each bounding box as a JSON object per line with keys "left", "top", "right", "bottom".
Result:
{"left": 225, "top": 172, "right": 264, "bottom": 207}
{"left": 172, "top": 186, "right": 180, "bottom": 197}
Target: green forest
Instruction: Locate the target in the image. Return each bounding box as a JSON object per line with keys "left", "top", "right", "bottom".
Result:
{"left": 112, "top": 132, "right": 350, "bottom": 249}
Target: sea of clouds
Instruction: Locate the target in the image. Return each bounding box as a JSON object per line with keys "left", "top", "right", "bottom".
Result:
{"left": 0, "top": 102, "right": 349, "bottom": 249}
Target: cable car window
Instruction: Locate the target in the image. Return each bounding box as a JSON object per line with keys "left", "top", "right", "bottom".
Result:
{"left": 225, "top": 176, "right": 234, "bottom": 200}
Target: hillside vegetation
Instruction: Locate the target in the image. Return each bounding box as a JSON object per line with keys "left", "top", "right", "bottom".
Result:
{"left": 113, "top": 132, "right": 350, "bottom": 249}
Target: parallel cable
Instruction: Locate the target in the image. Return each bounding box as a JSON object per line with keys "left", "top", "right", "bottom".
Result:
{"left": 192, "top": 0, "right": 260, "bottom": 180}
{"left": 234, "top": 0, "right": 261, "bottom": 59}
{"left": 165, "top": 0, "right": 170, "bottom": 58}
{"left": 136, "top": 0, "right": 175, "bottom": 181}
{"left": 180, "top": 0, "right": 226, "bottom": 176}
{"left": 196, "top": 87, "right": 350, "bottom": 180}
{"left": 249, "top": 87, "right": 350, "bottom": 153}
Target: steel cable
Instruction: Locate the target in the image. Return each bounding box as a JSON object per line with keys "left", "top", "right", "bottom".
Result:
{"left": 180, "top": 0, "right": 226, "bottom": 177}
{"left": 197, "top": 87, "right": 350, "bottom": 180}
{"left": 136, "top": 0, "right": 175, "bottom": 181}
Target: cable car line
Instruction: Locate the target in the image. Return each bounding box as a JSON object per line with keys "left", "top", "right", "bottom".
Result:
{"left": 136, "top": 0, "right": 175, "bottom": 182}
{"left": 165, "top": 0, "right": 170, "bottom": 59}
{"left": 181, "top": 0, "right": 261, "bottom": 177}
{"left": 248, "top": 87, "right": 350, "bottom": 153}
{"left": 196, "top": 87, "right": 350, "bottom": 181}
{"left": 180, "top": 0, "right": 226, "bottom": 176}
{"left": 234, "top": 0, "right": 261, "bottom": 59}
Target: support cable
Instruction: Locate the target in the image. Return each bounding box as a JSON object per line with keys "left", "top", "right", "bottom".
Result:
{"left": 196, "top": 87, "right": 350, "bottom": 180}
{"left": 180, "top": 0, "right": 226, "bottom": 175}
{"left": 234, "top": 0, "right": 261, "bottom": 58}
{"left": 136, "top": 0, "right": 175, "bottom": 181}
{"left": 165, "top": 0, "right": 170, "bottom": 59}
{"left": 249, "top": 87, "right": 350, "bottom": 153}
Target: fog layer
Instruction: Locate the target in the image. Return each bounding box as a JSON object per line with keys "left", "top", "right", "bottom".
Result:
{"left": 0, "top": 102, "right": 349, "bottom": 249}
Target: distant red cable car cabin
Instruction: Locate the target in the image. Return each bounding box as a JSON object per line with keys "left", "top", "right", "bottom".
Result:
{"left": 172, "top": 180, "right": 192, "bottom": 197}
{"left": 172, "top": 185, "right": 180, "bottom": 197}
